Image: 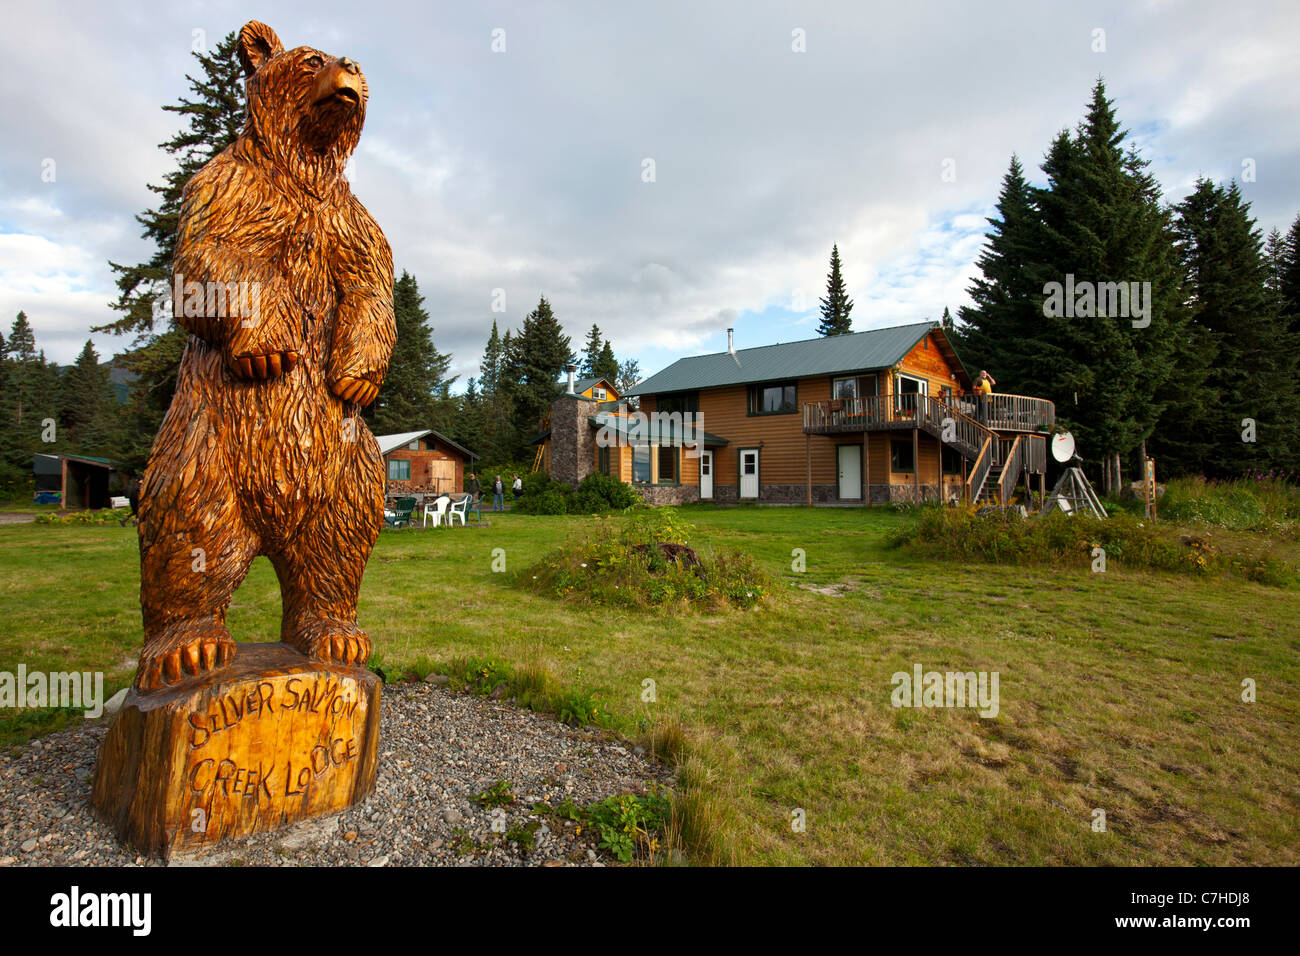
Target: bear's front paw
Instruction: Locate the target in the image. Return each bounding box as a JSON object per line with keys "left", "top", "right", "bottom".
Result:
{"left": 330, "top": 374, "right": 380, "bottom": 406}
{"left": 135, "top": 623, "right": 237, "bottom": 692}
{"left": 224, "top": 304, "right": 304, "bottom": 380}
{"left": 229, "top": 348, "right": 302, "bottom": 380}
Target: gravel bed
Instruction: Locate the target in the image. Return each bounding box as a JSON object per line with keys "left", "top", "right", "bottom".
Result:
{"left": 0, "top": 681, "right": 673, "bottom": 867}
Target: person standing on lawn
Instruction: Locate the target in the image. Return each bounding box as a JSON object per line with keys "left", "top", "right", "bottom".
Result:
{"left": 492, "top": 475, "right": 505, "bottom": 511}
{"left": 511, "top": 474, "right": 523, "bottom": 501}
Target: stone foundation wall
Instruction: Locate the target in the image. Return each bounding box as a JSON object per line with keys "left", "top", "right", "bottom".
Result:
{"left": 874, "top": 483, "right": 942, "bottom": 504}
{"left": 633, "top": 484, "right": 699, "bottom": 506}
{"left": 690, "top": 483, "right": 948, "bottom": 505}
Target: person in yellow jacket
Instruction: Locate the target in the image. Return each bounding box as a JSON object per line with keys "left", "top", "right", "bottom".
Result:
{"left": 974, "top": 370, "right": 996, "bottom": 422}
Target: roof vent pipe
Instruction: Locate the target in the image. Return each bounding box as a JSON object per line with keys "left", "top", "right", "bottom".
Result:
{"left": 727, "top": 328, "right": 735, "bottom": 354}
{"left": 565, "top": 363, "right": 577, "bottom": 394}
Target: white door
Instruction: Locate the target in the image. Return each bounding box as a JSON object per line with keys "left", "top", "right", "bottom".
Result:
{"left": 837, "top": 445, "right": 861, "bottom": 500}
{"left": 739, "top": 449, "right": 759, "bottom": 499}
{"left": 700, "top": 450, "right": 714, "bottom": 499}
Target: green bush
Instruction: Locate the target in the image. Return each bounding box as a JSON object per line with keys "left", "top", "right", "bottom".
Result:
{"left": 514, "top": 471, "right": 641, "bottom": 515}
{"left": 512, "top": 472, "right": 575, "bottom": 514}
{"left": 887, "top": 504, "right": 1297, "bottom": 585}
{"left": 573, "top": 472, "right": 640, "bottom": 513}
{"left": 519, "top": 509, "right": 772, "bottom": 610}
{"left": 34, "top": 508, "right": 130, "bottom": 525}
{"left": 1160, "top": 475, "right": 1300, "bottom": 535}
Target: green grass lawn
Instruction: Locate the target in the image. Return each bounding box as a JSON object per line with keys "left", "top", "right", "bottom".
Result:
{"left": 2, "top": 505, "right": 1297, "bottom": 865}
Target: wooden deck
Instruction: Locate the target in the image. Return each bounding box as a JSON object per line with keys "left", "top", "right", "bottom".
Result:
{"left": 801, "top": 392, "right": 1054, "bottom": 437}
{"left": 801, "top": 393, "right": 1053, "bottom": 506}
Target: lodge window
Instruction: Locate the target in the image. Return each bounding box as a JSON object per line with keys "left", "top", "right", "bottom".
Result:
{"left": 592, "top": 387, "right": 607, "bottom": 400}
{"left": 890, "top": 440, "right": 915, "bottom": 473}
{"left": 748, "top": 382, "right": 798, "bottom": 415}
{"left": 598, "top": 445, "right": 611, "bottom": 476}
{"left": 387, "top": 459, "right": 411, "bottom": 481}
{"left": 941, "top": 445, "right": 963, "bottom": 476}
{"left": 657, "top": 391, "right": 699, "bottom": 415}
{"left": 657, "top": 445, "right": 678, "bottom": 484}
{"left": 632, "top": 446, "right": 650, "bottom": 483}
{"left": 407, "top": 440, "right": 420, "bottom": 451}
{"left": 832, "top": 374, "right": 878, "bottom": 401}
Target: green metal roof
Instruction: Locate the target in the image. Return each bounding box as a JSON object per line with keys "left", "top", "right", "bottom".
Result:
{"left": 625, "top": 321, "right": 941, "bottom": 396}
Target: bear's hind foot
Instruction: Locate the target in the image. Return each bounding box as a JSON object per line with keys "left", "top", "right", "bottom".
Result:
{"left": 285, "top": 619, "right": 371, "bottom": 667}
{"left": 135, "top": 623, "right": 236, "bottom": 692}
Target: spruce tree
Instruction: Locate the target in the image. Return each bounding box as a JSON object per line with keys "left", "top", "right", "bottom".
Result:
{"left": 0, "top": 314, "right": 60, "bottom": 489}
{"left": 580, "top": 324, "right": 604, "bottom": 378}
{"left": 957, "top": 154, "right": 1046, "bottom": 384}
{"left": 1168, "top": 181, "right": 1299, "bottom": 475}
{"left": 817, "top": 245, "right": 854, "bottom": 335}
{"left": 57, "top": 341, "right": 121, "bottom": 457}
{"left": 97, "top": 29, "right": 246, "bottom": 463}
{"left": 1280, "top": 213, "right": 1300, "bottom": 332}
{"left": 1031, "top": 82, "right": 1188, "bottom": 492}
{"left": 367, "top": 271, "right": 455, "bottom": 435}
{"left": 475, "top": 321, "right": 515, "bottom": 462}
{"left": 2, "top": 312, "right": 43, "bottom": 429}
{"left": 510, "top": 297, "right": 572, "bottom": 450}
{"left": 594, "top": 339, "right": 620, "bottom": 385}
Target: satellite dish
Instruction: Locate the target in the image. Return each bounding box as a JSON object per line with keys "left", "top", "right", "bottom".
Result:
{"left": 1051, "top": 431, "right": 1077, "bottom": 463}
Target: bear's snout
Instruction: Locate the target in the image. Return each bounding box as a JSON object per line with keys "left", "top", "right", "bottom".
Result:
{"left": 312, "top": 58, "right": 365, "bottom": 108}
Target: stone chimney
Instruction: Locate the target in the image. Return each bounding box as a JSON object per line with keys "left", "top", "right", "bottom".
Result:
{"left": 548, "top": 390, "right": 599, "bottom": 488}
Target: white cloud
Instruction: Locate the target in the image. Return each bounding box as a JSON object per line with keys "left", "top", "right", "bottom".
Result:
{"left": 0, "top": 0, "right": 1295, "bottom": 377}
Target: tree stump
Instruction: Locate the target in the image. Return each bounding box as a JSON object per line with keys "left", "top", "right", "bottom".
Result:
{"left": 91, "top": 642, "right": 381, "bottom": 859}
{"left": 632, "top": 542, "right": 703, "bottom": 569}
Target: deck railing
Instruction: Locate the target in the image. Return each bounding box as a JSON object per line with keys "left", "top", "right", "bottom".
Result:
{"left": 804, "top": 393, "right": 989, "bottom": 446}
{"left": 803, "top": 392, "right": 1053, "bottom": 436}
{"left": 980, "top": 393, "right": 1055, "bottom": 432}
{"left": 997, "top": 436, "right": 1025, "bottom": 506}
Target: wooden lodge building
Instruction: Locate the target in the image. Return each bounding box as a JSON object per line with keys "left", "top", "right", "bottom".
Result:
{"left": 541, "top": 322, "right": 1054, "bottom": 506}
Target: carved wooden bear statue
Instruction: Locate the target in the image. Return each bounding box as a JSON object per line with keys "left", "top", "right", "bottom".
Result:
{"left": 134, "top": 21, "right": 395, "bottom": 691}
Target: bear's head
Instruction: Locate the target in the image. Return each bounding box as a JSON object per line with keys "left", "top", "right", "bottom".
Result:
{"left": 237, "top": 21, "right": 368, "bottom": 198}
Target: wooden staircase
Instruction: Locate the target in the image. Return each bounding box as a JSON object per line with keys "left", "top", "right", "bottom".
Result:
{"left": 800, "top": 393, "right": 1049, "bottom": 507}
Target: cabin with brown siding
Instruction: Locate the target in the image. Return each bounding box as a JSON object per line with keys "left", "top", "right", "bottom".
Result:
{"left": 545, "top": 322, "right": 1053, "bottom": 507}
{"left": 377, "top": 429, "right": 478, "bottom": 500}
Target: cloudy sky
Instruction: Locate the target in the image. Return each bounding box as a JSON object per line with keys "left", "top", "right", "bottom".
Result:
{"left": 2, "top": 0, "right": 1298, "bottom": 386}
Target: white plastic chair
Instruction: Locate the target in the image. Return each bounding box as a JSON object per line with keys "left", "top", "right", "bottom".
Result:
{"left": 422, "top": 495, "right": 450, "bottom": 527}
{"left": 447, "top": 495, "right": 469, "bottom": 526}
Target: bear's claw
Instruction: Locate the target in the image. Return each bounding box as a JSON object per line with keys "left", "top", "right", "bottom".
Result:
{"left": 287, "top": 622, "right": 371, "bottom": 666}
{"left": 135, "top": 627, "right": 236, "bottom": 693}
{"left": 233, "top": 349, "right": 299, "bottom": 381}
{"left": 330, "top": 375, "right": 379, "bottom": 406}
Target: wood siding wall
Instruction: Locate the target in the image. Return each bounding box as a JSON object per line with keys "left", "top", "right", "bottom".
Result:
{"left": 642, "top": 330, "right": 965, "bottom": 491}
{"left": 384, "top": 436, "right": 468, "bottom": 495}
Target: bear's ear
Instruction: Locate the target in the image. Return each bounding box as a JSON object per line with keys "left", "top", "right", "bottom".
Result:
{"left": 238, "top": 21, "right": 285, "bottom": 76}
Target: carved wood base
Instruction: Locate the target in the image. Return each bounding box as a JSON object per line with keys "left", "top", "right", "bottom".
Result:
{"left": 91, "top": 642, "right": 381, "bottom": 859}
